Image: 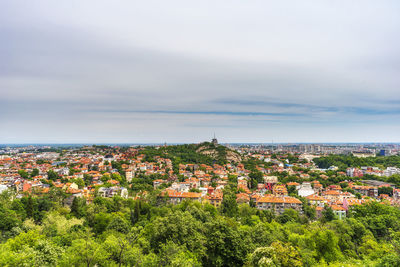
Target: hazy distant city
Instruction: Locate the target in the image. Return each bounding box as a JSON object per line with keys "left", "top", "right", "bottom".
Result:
{"left": 2, "top": 142, "right": 400, "bottom": 155}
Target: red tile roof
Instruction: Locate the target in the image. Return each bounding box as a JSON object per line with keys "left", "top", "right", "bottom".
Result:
{"left": 257, "top": 194, "right": 302, "bottom": 204}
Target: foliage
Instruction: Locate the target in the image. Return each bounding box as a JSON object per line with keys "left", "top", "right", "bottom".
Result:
{"left": 47, "top": 170, "right": 60, "bottom": 181}
{"left": 0, "top": 190, "right": 399, "bottom": 266}
{"left": 221, "top": 186, "right": 239, "bottom": 217}
{"left": 378, "top": 186, "right": 393, "bottom": 196}
{"left": 247, "top": 241, "right": 302, "bottom": 267}
{"left": 142, "top": 142, "right": 238, "bottom": 167}
{"left": 313, "top": 155, "right": 400, "bottom": 171}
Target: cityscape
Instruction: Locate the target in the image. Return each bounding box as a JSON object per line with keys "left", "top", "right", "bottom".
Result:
{"left": 1, "top": 0, "right": 400, "bottom": 266}
{"left": 1, "top": 140, "right": 400, "bottom": 265}
{"left": 2, "top": 141, "right": 400, "bottom": 214}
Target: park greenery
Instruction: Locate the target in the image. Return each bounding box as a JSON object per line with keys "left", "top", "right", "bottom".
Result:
{"left": 313, "top": 155, "right": 400, "bottom": 171}
{"left": 1, "top": 187, "right": 400, "bottom": 266}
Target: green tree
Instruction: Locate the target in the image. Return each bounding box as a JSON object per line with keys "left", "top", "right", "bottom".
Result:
{"left": 0, "top": 207, "right": 20, "bottom": 231}
{"left": 18, "top": 169, "right": 29, "bottom": 179}
{"left": 276, "top": 209, "right": 300, "bottom": 224}
{"left": 378, "top": 186, "right": 393, "bottom": 196}
{"left": 60, "top": 235, "right": 109, "bottom": 267}
{"left": 204, "top": 217, "right": 251, "bottom": 266}
{"left": 73, "top": 178, "right": 85, "bottom": 189}
{"left": 31, "top": 168, "right": 39, "bottom": 178}
{"left": 71, "top": 197, "right": 87, "bottom": 218}
{"left": 47, "top": 170, "right": 59, "bottom": 181}
{"left": 159, "top": 240, "right": 200, "bottom": 266}
{"left": 247, "top": 241, "right": 302, "bottom": 267}
{"left": 92, "top": 212, "right": 112, "bottom": 234}
{"left": 103, "top": 230, "right": 140, "bottom": 267}
{"left": 322, "top": 206, "right": 335, "bottom": 222}
{"left": 83, "top": 174, "right": 94, "bottom": 186}
{"left": 25, "top": 196, "right": 38, "bottom": 219}
{"left": 312, "top": 229, "right": 343, "bottom": 263}
{"left": 32, "top": 240, "right": 64, "bottom": 266}
{"left": 221, "top": 188, "right": 238, "bottom": 217}
{"left": 107, "top": 216, "right": 130, "bottom": 234}
{"left": 146, "top": 210, "right": 206, "bottom": 261}
{"left": 249, "top": 171, "right": 264, "bottom": 183}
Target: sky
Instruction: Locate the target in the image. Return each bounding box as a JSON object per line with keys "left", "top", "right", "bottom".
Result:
{"left": 1, "top": 1, "right": 400, "bottom": 144}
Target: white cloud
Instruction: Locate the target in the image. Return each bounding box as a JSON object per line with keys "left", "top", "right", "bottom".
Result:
{"left": 1, "top": 0, "right": 400, "bottom": 143}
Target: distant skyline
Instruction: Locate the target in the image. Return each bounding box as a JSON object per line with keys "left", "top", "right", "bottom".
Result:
{"left": 1, "top": 143, "right": 400, "bottom": 148}
{"left": 1, "top": 1, "right": 400, "bottom": 143}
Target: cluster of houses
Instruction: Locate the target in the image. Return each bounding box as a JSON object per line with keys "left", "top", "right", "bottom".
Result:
{"left": 0, "top": 148, "right": 135, "bottom": 201}
{"left": 1, "top": 145, "right": 400, "bottom": 220}
{"left": 157, "top": 172, "right": 400, "bottom": 219}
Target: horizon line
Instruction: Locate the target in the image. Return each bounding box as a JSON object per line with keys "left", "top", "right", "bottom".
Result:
{"left": 1, "top": 142, "right": 400, "bottom": 146}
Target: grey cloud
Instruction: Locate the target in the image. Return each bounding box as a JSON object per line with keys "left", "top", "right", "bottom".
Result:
{"left": 1, "top": 0, "right": 400, "bottom": 143}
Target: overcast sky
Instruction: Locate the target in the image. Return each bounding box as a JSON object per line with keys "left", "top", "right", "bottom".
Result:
{"left": 1, "top": 1, "right": 400, "bottom": 144}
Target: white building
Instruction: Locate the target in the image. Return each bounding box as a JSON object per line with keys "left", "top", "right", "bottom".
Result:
{"left": 297, "top": 182, "right": 315, "bottom": 197}
{"left": 384, "top": 167, "right": 400, "bottom": 177}
{"left": 125, "top": 170, "right": 133, "bottom": 182}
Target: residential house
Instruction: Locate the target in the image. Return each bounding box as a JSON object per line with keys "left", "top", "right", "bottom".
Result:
{"left": 255, "top": 195, "right": 302, "bottom": 214}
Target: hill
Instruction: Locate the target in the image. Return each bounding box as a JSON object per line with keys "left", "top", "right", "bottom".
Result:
{"left": 142, "top": 142, "right": 242, "bottom": 166}
{"left": 196, "top": 142, "right": 242, "bottom": 164}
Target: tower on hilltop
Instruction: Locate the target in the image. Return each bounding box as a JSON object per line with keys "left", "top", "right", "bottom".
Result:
{"left": 212, "top": 133, "right": 218, "bottom": 145}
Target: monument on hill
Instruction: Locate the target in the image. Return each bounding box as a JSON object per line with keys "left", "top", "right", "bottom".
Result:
{"left": 211, "top": 133, "right": 218, "bottom": 145}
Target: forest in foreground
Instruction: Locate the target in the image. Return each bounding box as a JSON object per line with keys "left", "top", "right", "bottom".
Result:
{"left": 1, "top": 186, "right": 400, "bottom": 267}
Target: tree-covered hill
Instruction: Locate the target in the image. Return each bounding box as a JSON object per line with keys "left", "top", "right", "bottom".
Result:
{"left": 142, "top": 142, "right": 241, "bottom": 166}
{"left": 196, "top": 142, "right": 242, "bottom": 164}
